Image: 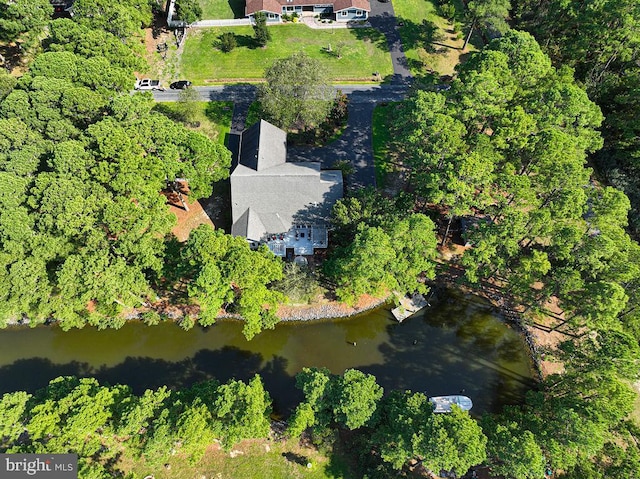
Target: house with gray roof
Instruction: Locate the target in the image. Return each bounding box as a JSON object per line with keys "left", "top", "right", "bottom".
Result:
{"left": 231, "top": 120, "right": 343, "bottom": 257}
{"left": 245, "top": 0, "right": 371, "bottom": 22}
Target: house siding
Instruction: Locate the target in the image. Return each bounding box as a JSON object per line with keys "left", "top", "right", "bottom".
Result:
{"left": 248, "top": 12, "right": 282, "bottom": 21}
{"left": 335, "top": 8, "right": 367, "bottom": 21}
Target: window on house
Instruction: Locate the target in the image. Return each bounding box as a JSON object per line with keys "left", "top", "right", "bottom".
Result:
{"left": 356, "top": 10, "right": 363, "bottom": 15}
{"left": 268, "top": 13, "right": 278, "bottom": 18}
{"left": 286, "top": 5, "right": 294, "bottom": 11}
{"left": 341, "top": 10, "right": 348, "bottom": 16}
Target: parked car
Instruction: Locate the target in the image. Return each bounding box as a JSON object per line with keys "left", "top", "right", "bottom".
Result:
{"left": 134, "top": 79, "right": 166, "bottom": 91}
{"left": 170, "top": 80, "right": 192, "bottom": 90}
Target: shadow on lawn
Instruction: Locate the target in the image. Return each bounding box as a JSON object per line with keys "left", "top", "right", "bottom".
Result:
{"left": 396, "top": 17, "right": 447, "bottom": 53}
{"left": 228, "top": 0, "right": 245, "bottom": 18}
{"left": 212, "top": 33, "right": 260, "bottom": 51}
{"left": 347, "top": 27, "right": 389, "bottom": 52}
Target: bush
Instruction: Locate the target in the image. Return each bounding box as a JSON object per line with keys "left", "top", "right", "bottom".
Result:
{"left": 439, "top": 3, "right": 456, "bottom": 21}
{"left": 141, "top": 310, "right": 161, "bottom": 326}
{"left": 218, "top": 32, "right": 236, "bottom": 53}
{"left": 175, "top": 0, "right": 203, "bottom": 24}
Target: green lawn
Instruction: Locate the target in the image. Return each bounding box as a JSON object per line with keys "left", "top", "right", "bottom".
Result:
{"left": 198, "top": 0, "right": 245, "bottom": 19}
{"left": 180, "top": 25, "right": 393, "bottom": 83}
{"left": 124, "top": 437, "right": 352, "bottom": 479}
{"left": 392, "top": 0, "right": 472, "bottom": 76}
{"left": 153, "top": 101, "right": 234, "bottom": 145}
{"left": 372, "top": 103, "right": 399, "bottom": 187}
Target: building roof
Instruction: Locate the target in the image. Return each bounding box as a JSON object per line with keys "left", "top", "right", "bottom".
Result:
{"left": 238, "top": 119, "right": 287, "bottom": 171}
{"left": 333, "top": 0, "right": 370, "bottom": 11}
{"left": 246, "top": 0, "right": 283, "bottom": 15}
{"left": 246, "top": 0, "right": 370, "bottom": 15}
{"left": 231, "top": 120, "right": 343, "bottom": 243}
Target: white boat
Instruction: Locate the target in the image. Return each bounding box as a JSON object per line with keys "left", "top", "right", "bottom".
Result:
{"left": 429, "top": 395, "right": 473, "bottom": 413}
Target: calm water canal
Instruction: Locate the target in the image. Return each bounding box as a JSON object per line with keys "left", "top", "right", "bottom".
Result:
{"left": 0, "top": 291, "right": 534, "bottom": 415}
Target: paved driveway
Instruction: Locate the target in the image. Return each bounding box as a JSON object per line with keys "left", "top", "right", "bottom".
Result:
{"left": 287, "top": 101, "right": 377, "bottom": 189}
{"left": 368, "top": 0, "right": 412, "bottom": 82}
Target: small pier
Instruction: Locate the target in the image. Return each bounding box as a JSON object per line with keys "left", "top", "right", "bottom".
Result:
{"left": 391, "top": 293, "right": 429, "bottom": 322}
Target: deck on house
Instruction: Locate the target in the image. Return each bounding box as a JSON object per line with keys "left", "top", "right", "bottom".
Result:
{"left": 265, "top": 224, "right": 328, "bottom": 257}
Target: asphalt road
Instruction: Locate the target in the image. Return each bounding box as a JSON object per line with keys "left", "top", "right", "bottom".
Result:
{"left": 152, "top": 84, "right": 409, "bottom": 104}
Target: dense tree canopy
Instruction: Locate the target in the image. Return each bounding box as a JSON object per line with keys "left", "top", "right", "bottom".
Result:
{"left": 71, "top": 0, "right": 153, "bottom": 40}
{"left": 326, "top": 190, "right": 438, "bottom": 303}
{"left": 178, "top": 225, "right": 284, "bottom": 339}
{"left": 392, "top": 30, "right": 640, "bottom": 335}
{"left": 174, "top": 0, "right": 203, "bottom": 24}
{"left": 0, "top": 0, "right": 52, "bottom": 45}
{"left": 0, "top": 42, "right": 232, "bottom": 330}
{"left": 0, "top": 376, "right": 272, "bottom": 477}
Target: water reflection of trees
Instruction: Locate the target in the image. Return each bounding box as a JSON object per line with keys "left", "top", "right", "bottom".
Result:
{"left": 356, "top": 291, "right": 535, "bottom": 415}
{"left": 0, "top": 348, "right": 300, "bottom": 416}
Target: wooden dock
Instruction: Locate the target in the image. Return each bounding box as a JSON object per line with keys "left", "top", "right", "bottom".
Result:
{"left": 391, "top": 293, "right": 429, "bottom": 322}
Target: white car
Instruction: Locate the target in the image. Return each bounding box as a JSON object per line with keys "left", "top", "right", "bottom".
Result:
{"left": 134, "top": 79, "right": 166, "bottom": 91}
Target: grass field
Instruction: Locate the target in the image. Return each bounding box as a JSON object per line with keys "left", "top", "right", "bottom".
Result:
{"left": 198, "top": 0, "right": 245, "bottom": 19}
{"left": 124, "top": 437, "right": 352, "bottom": 479}
{"left": 153, "top": 101, "right": 234, "bottom": 145}
{"left": 392, "top": 0, "right": 473, "bottom": 76}
{"left": 180, "top": 25, "right": 393, "bottom": 83}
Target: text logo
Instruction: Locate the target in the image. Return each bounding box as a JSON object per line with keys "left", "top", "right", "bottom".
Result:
{"left": 0, "top": 454, "right": 77, "bottom": 479}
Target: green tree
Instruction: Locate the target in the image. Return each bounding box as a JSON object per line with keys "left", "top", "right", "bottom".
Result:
{"left": 72, "top": 0, "right": 153, "bottom": 40}
{"left": 252, "top": 12, "right": 271, "bottom": 47}
{"left": 289, "top": 368, "right": 382, "bottom": 436}
{"left": 0, "top": 391, "right": 31, "bottom": 445}
{"left": 180, "top": 225, "right": 284, "bottom": 339}
{"left": 419, "top": 406, "right": 487, "bottom": 475}
{"left": 0, "top": 72, "right": 17, "bottom": 101}
{"left": 370, "top": 390, "right": 434, "bottom": 469}
{"left": 175, "top": 0, "right": 203, "bottom": 24}
{"left": 463, "top": 0, "right": 511, "bottom": 50}
{"left": 218, "top": 32, "right": 237, "bottom": 53}
{"left": 177, "top": 86, "right": 201, "bottom": 126}
{"left": 211, "top": 375, "right": 272, "bottom": 448}
{"left": 332, "top": 369, "right": 383, "bottom": 430}
{"left": 258, "top": 52, "right": 333, "bottom": 130}
{"left": 0, "top": 0, "right": 52, "bottom": 45}
{"left": 481, "top": 417, "right": 545, "bottom": 479}
{"left": 45, "top": 18, "right": 147, "bottom": 72}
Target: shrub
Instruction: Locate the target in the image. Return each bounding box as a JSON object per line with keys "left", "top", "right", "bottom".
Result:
{"left": 141, "top": 310, "right": 161, "bottom": 326}
{"left": 439, "top": 3, "right": 456, "bottom": 21}
{"left": 219, "top": 32, "right": 237, "bottom": 53}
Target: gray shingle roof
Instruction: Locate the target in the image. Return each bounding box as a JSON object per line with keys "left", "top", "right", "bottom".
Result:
{"left": 238, "top": 120, "right": 287, "bottom": 172}
{"left": 231, "top": 120, "right": 343, "bottom": 244}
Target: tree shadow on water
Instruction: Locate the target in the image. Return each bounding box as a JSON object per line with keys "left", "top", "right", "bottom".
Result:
{"left": 0, "top": 358, "right": 93, "bottom": 395}
{"left": 0, "top": 347, "right": 297, "bottom": 414}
